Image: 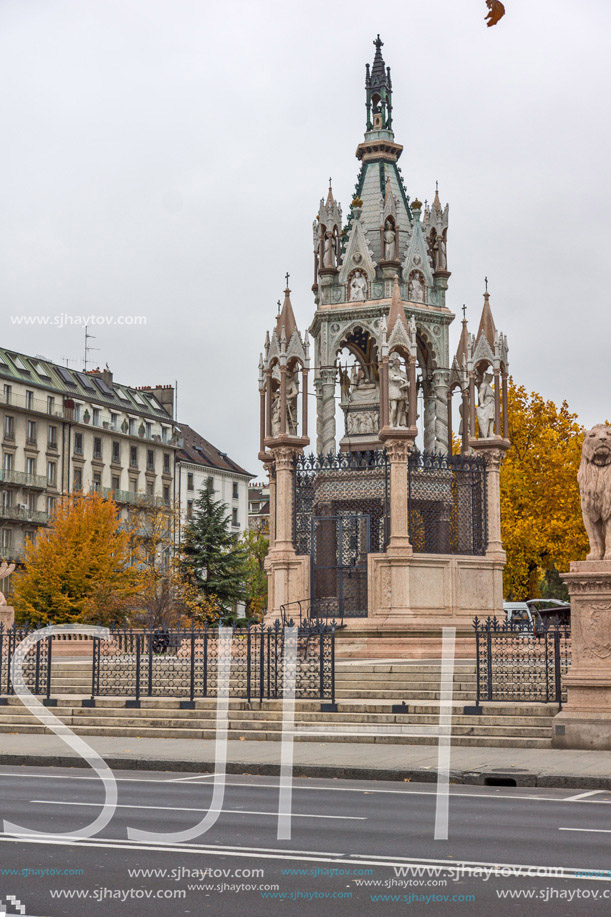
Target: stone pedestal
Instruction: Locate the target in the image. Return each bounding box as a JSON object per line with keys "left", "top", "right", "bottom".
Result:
{"left": 0, "top": 606, "right": 15, "bottom": 628}
{"left": 553, "top": 561, "right": 611, "bottom": 750}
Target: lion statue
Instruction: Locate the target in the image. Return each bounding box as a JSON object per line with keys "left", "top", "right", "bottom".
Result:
{"left": 578, "top": 424, "right": 611, "bottom": 560}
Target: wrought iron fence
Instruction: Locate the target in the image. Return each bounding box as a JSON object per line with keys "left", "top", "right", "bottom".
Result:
{"left": 91, "top": 622, "right": 335, "bottom": 705}
{"left": 408, "top": 451, "right": 487, "bottom": 555}
{"left": 0, "top": 624, "right": 52, "bottom": 700}
{"left": 474, "top": 617, "right": 571, "bottom": 705}
{"left": 293, "top": 450, "right": 389, "bottom": 555}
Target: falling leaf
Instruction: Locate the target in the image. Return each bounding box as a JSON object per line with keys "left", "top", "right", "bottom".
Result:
{"left": 485, "top": 0, "right": 506, "bottom": 27}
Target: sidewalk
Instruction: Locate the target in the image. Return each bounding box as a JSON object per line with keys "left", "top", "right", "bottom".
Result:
{"left": 0, "top": 733, "right": 610, "bottom": 789}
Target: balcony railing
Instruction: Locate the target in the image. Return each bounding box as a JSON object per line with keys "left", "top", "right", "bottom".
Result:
{"left": 0, "top": 469, "right": 47, "bottom": 489}
{"left": 0, "top": 505, "right": 48, "bottom": 524}
{"left": 101, "top": 488, "right": 170, "bottom": 509}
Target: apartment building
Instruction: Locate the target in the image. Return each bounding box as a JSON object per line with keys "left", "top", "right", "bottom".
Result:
{"left": 0, "top": 347, "right": 179, "bottom": 564}
{"left": 175, "top": 423, "right": 252, "bottom": 542}
{"left": 248, "top": 482, "right": 270, "bottom": 531}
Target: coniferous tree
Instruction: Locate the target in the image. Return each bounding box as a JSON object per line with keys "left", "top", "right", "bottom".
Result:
{"left": 180, "top": 486, "right": 248, "bottom": 617}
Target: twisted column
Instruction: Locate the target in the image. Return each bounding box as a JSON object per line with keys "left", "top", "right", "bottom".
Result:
{"left": 319, "top": 368, "right": 336, "bottom": 456}
{"left": 434, "top": 371, "right": 450, "bottom": 453}
{"left": 423, "top": 379, "right": 435, "bottom": 453}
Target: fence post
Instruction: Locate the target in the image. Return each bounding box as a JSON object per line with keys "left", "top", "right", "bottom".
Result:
{"left": 0, "top": 625, "right": 5, "bottom": 705}
{"left": 43, "top": 634, "right": 57, "bottom": 706}
{"left": 127, "top": 634, "right": 141, "bottom": 708}
{"left": 34, "top": 639, "right": 41, "bottom": 697}
{"left": 320, "top": 626, "right": 338, "bottom": 712}
{"left": 246, "top": 624, "right": 252, "bottom": 704}
{"left": 180, "top": 628, "right": 196, "bottom": 710}
{"left": 486, "top": 624, "right": 493, "bottom": 702}
{"left": 554, "top": 627, "right": 562, "bottom": 707}
{"left": 147, "top": 630, "right": 154, "bottom": 698}
{"left": 83, "top": 637, "right": 97, "bottom": 707}
{"left": 259, "top": 626, "right": 265, "bottom": 703}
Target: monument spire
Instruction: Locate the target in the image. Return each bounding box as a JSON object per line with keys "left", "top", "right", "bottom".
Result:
{"left": 365, "top": 34, "right": 393, "bottom": 133}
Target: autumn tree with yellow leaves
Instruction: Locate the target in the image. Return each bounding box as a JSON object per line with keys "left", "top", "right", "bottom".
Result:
{"left": 500, "top": 380, "right": 589, "bottom": 600}
{"left": 12, "top": 492, "right": 142, "bottom": 626}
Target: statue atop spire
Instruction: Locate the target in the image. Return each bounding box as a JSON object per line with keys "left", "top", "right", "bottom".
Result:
{"left": 365, "top": 34, "right": 393, "bottom": 132}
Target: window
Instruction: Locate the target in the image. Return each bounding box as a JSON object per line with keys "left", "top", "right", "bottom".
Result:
{"left": 146, "top": 481, "right": 154, "bottom": 496}
{"left": 47, "top": 461, "right": 56, "bottom": 485}
{"left": 129, "top": 418, "right": 136, "bottom": 436}
{"left": 74, "top": 432, "right": 83, "bottom": 454}
{"left": 3, "top": 453, "right": 13, "bottom": 472}
{"left": 187, "top": 500, "right": 193, "bottom": 520}
{"left": 110, "top": 412, "right": 119, "bottom": 431}
{"left": 146, "top": 422, "right": 152, "bottom": 438}
{"left": 3, "top": 415, "right": 14, "bottom": 438}
{"left": 73, "top": 468, "right": 82, "bottom": 490}
{"left": 26, "top": 457, "right": 35, "bottom": 476}
{"left": 48, "top": 425, "right": 57, "bottom": 446}
{"left": 93, "top": 408, "right": 101, "bottom": 426}
{"left": 112, "top": 441, "right": 120, "bottom": 464}
{"left": 47, "top": 396, "right": 55, "bottom": 415}
{"left": 46, "top": 495, "right": 56, "bottom": 515}
{"left": 1, "top": 530, "right": 11, "bottom": 552}
{"left": 147, "top": 449, "right": 154, "bottom": 471}
{"left": 206, "top": 476, "right": 213, "bottom": 492}
{"left": 26, "top": 390, "right": 34, "bottom": 410}
{"left": 129, "top": 478, "right": 137, "bottom": 493}
{"left": 26, "top": 420, "right": 36, "bottom": 443}
{"left": 163, "top": 485, "right": 170, "bottom": 504}
{"left": 130, "top": 446, "right": 138, "bottom": 467}
{"left": 187, "top": 473, "right": 194, "bottom": 491}
{"left": 26, "top": 493, "right": 36, "bottom": 511}
{"left": 232, "top": 508, "right": 239, "bottom": 526}
{"left": 163, "top": 453, "right": 170, "bottom": 474}
{"left": 2, "top": 384, "right": 11, "bottom": 404}
{"left": 161, "top": 427, "right": 169, "bottom": 443}
{"left": 93, "top": 437, "right": 102, "bottom": 459}
{"left": 92, "top": 472, "right": 101, "bottom": 492}
{"left": 2, "top": 490, "right": 12, "bottom": 510}
{"left": 111, "top": 475, "right": 120, "bottom": 490}
{"left": 233, "top": 482, "right": 239, "bottom": 499}
{"left": 73, "top": 403, "right": 82, "bottom": 422}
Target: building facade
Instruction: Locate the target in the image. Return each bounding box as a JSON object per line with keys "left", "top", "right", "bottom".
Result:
{"left": 175, "top": 423, "right": 252, "bottom": 542}
{"left": 0, "top": 348, "right": 179, "bottom": 568}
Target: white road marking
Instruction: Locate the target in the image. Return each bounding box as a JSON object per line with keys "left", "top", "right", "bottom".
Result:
{"left": 165, "top": 774, "right": 215, "bottom": 782}
{"left": 560, "top": 827, "right": 611, "bottom": 834}
{"left": 0, "top": 833, "right": 607, "bottom": 882}
{"left": 563, "top": 790, "right": 605, "bottom": 802}
{"left": 29, "top": 800, "right": 365, "bottom": 820}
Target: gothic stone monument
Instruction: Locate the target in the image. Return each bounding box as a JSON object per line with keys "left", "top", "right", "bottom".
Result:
{"left": 258, "top": 37, "right": 511, "bottom": 657}
{"left": 553, "top": 424, "right": 611, "bottom": 749}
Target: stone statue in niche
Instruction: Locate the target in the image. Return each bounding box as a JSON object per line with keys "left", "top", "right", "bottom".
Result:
{"left": 383, "top": 220, "right": 397, "bottom": 261}
{"left": 271, "top": 388, "right": 282, "bottom": 436}
{"left": 388, "top": 355, "right": 409, "bottom": 427}
{"left": 408, "top": 273, "right": 424, "bottom": 303}
{"left": 476, "top": 373, "right": 495, "bottom": 438}
{"left": 323, "top": 231, "right": 335, "bottom": 268}
{"left": 286, "top": 368, "right": 300, "bottom": 436}
{"left": 578, "top": 424, "right": 611, "bottom": 560}
{"left": 349, "top": 272, "right": 368, "bottom": 302}
{"left": 348, "top": 363, "right": 378, "bottom": 404}
{"left": 438, "top": 234, "right": 447, "bottom": 270}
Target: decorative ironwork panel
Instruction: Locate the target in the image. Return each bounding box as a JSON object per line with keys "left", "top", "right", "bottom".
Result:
{"left": 311, "top": 515, "right": 369, "bottom": 617}
{"left": 474, "top": 617, "right": 571, "bottom": 704}
{"left": 294, "top": 450, "right": 389, "bottom": 557}
{"left": 91, "top": 623, "right": 334, "bottom": 701}
{"left": 0, "top": 625, "right": 50, "bottom": 697}
{"left": 408, "top": 452, "right": 487, "bottom": 555}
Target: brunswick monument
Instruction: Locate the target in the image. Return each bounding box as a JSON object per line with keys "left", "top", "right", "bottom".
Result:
{"left": 258, "top": 38, "right": 511, "bottom": 656}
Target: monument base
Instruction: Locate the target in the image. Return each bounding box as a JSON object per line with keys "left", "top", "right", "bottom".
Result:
{"left": 552, "top": 560, "right": 611, "bottom": 749}
{"left": 0, "top": 606, "right": 14, "bottom": 628}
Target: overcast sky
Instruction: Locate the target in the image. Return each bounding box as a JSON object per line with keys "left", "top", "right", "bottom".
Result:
{"left": 1, "top": 1, "right": 609, "bottom": 476}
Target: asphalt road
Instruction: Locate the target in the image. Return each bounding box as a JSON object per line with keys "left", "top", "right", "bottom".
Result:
{"left": 0, "top": 766, "right": 610, "bottom": 916}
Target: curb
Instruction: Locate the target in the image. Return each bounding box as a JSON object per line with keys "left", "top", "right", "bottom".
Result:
{"left": 1, "top": 754, "right": 610, "bottom": 790}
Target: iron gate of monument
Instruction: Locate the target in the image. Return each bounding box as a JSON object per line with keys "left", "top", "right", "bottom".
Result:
{"left": 293, "top": 451, "right": 389, "bottom": 618}
{"left": 407, "top": 451, "right": 488, "bottom": 555}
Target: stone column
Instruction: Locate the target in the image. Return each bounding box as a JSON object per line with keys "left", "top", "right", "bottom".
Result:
{"left": 470, "top": 441, "right": 509, "bottom": 557}
{"left": 319, "top": 367, "right": 336, "bottom": 455}
{"left": 434, "top": 371, "right": 449, "bottom": 453}
{"left": 553, "top": 562, "right": 611, "bottom": 750}
{"left": 386, "top": 438, "right": 414, "bottom": 556}
{"left": 271, "top": 445, "right": 296, "bottom": 549}
{"left": 267, "top": 462, "right": 276, "bottom": 546}
{"left": 423, "top": 379, "right": 435, "bottom": 453}
{"left": 315, "top": 376, "right": 324, "bottom": 454}
{"left": 461, "top": 389, "right": 470, "bottom": 454}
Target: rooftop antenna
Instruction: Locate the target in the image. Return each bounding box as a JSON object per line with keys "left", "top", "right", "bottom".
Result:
{"left": 84, "top": 325, "right": 99, "bottom": 371}
{"left": 61, "top": 356, "right": 77, "bottom": 368}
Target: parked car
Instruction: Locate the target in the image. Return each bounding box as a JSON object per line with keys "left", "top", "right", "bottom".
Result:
{"left": 503, "top": 602, "right": 535, "bottom": 634}
{"left": 503, "top": 599, "right": 570, "bottom": 637}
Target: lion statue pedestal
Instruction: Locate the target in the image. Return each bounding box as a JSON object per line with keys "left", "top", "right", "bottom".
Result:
{"left": 553, "top": 425, "right": 611, "bottom": 750}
